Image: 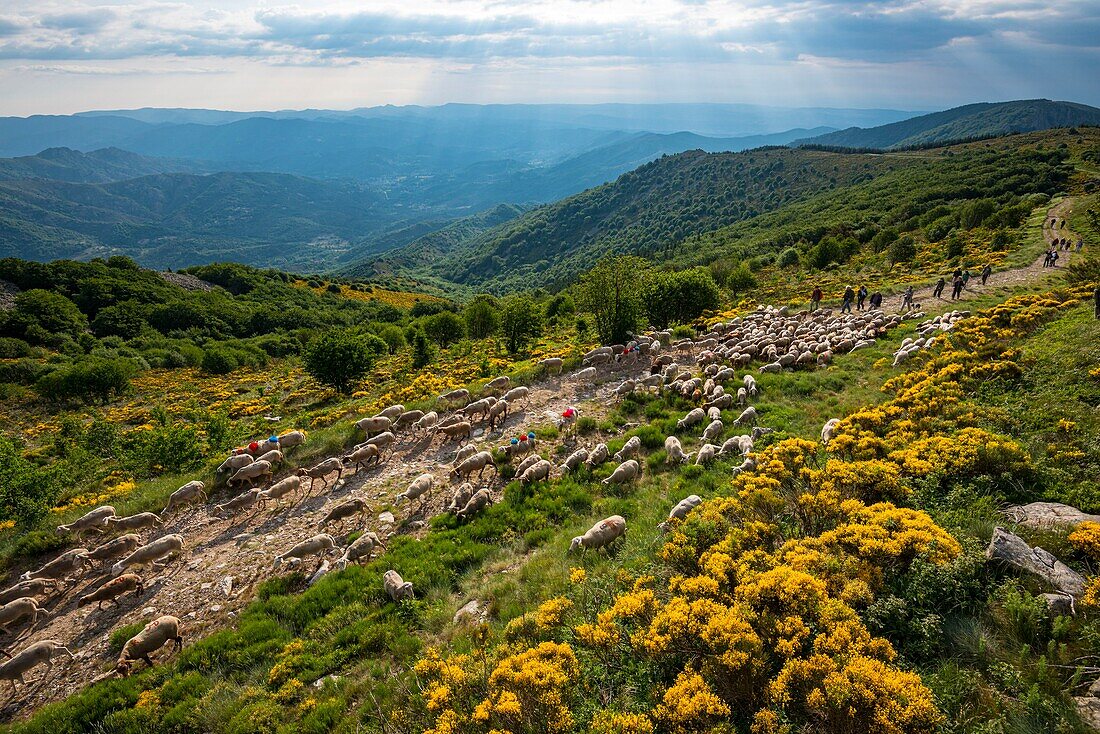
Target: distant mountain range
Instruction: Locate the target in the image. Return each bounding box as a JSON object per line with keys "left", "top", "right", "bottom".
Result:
{"left": 794, "top": 99, "right": 1100, "bottom": 149}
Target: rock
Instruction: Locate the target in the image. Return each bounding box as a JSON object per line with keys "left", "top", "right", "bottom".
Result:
{"left": 1089, "top": 678, "right": 1100, "bottom": 697}
{"left": 453, "top": 600, "right": 482, "bottom": 625}
{"left": 1003, "top": 502, "right": 1100, "bottom": 530}
{"left": 210, "top": 605, "right": 222, "bottom": 613}
{"left": 1042, "top": 593, "right": 1075, "bottom": 616}
{"left": 232, "top": 533, "right": 252, "bottom": 543}
{"left": 408, "top": 521, "right": 426, "bottom": 531}
{"left": 187, "top": 560, "right": 202, "bottom": 571}
{"left": 313, "top": 674, "right": 340, "bottom": 689}
{"left": 379, "top": 511, "right": 395, "bottom": 524}
{"left": 1076, "top": 697, "right": 1100, "bottom": 729}
{"left": 308, "top": 561, "right": 331, "bottom": 586}
{"left": 185, "top": 611, "right": 197, "bottom": 619}
{"left": 200, "top": 583, "right": 212, "bottom": 591}
{"left": 218, "top": 576, "right": 234, "bottom": 597}
{"left": 986, "top": 527, "right": 1086, "bottom": 597}
{"left": 142, "top": 607, "right": 156, "bottom": 616}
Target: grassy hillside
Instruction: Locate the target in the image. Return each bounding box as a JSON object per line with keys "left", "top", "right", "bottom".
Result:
{"left": 364, "top": 147, "right": 902, "bottom": 292}
{"left": 795, "top": 99, "right": 1100, "bottom": 150}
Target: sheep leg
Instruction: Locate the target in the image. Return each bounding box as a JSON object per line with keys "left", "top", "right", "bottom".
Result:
{"left": 172, "top": 635, "right": 183, "bottom": 653}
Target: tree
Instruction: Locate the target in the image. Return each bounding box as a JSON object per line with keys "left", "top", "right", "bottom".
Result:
{"left": 9, "top": 290, "right": 87, "bottom": 342}
{"left": 889, "top": 235, "right": 917, "bottom": 264}
{"left": 577, "top": 256, "right": 649, "bottom": 345}
{"left": 500, "top": 295, "right": 543, "bottom": 354}
{"left": 464, "top": 296, "right": 501, "bottom": 339}
{"left": 0, "top": 436, "right": 62, "bottom": 527}
{"left": 544, "top": 294, "right": 575, "bottom": 322}
{"left": 303, "top": 329, "right": 386, "bottom": 393}
{"left": 644, "top": 268, "right": 721, "bottom": 329}
{"left": 411, "top": 330, "right": 435, "bottom": 368}
{"left": 35, "top": 358, "right": 133, "bottom": 404}
{"left": 91, "top": 301, "right": 147, "bottom": 340}
{"left": 421, "top": 311, "right": 466, "bottom": 347}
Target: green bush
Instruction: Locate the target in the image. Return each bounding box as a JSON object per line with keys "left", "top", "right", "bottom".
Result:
{"left": 411, "top": 330, "right": 434, "bottom": 368}
{"left": 374, "top": 324, "right": 406, "bottom": 354}
{"left": 420, "top": 311, "right": 466, "bottom": 347}
{"left": 0, "top": 436, "right": 63, "bottom": 528}
{"left": 544, "top": 294, "right": 575, "bottom": 321}
{"left": 644, "top": 267, "right": 720, "bottom": 329}
{"left": 35, "top": 358, "right": 133, "bottom": 404}
{"left": 889, "top": 235, "right": 917, "bottom": 264}
{"left": 777, "top": 247, "right": 801, "bottom": 268}
{"left": 201, "top": 348, "right": 239, "bottom": 375}
{"left": 122, "top": 423, "right": 205, "bottom": 478}
{"left": 500, "top": 295, "right": 543, "bottom": 354}
{"left": 0, "top": 336, "right": 33, "bottom": 358}
{"left": 303, "top": 330, "right": 387, "bottom": 394}
{"left": 463, "top": 297, "right": 501, "bottom": 339}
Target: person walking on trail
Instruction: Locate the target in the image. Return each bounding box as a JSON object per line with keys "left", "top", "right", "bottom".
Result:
{"left": 869, "top": 291, "right": 883, "bottom": 309}
{"left": 962, "top": 269, "right": 971, "bottom": 288}
{"left": 856, "top": 284, "right": 868, "bottom": 311}
{"left": 951, "top": 275, "right": 964, "bottom": 300}
{"left": 900, "top": 285, "right": 915, "bottom": 313}
{"left": 1078, "top": 239, "right": 1085, "bottom": 253}
{"left": 841, "top": 285, "right": 854, "bottom": 313}
{"left": 1095, "top": 283, "right": 1100, "bottom": 320}
{"left": 933, "top": 277, "right": 946, "bottom": 299}
{"left": 1051, "top": 249, "right": 1060, "bottom": 268}
{"left": 953, "top": 267, "right": 962, "bottom": 280}
{"left": 810, "top": 286, "right": 823, "bottom": 312}
{"left": 1043, "top": 248, "right": 1052, "bottom": 267}
{"left": 981, "top": 264, "right": 992, "bottom": 286}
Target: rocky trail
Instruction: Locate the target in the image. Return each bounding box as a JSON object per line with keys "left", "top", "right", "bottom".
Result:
{"left": 0, "top": 364, "right": 646, "bottom": 717}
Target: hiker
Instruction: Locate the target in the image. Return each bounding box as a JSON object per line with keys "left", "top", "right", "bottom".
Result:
{"left": 962, "top": 269, "right": 971, "bottom": 287}
{"left": 1051, "top": 249, "right": 1059, "bottom": 267}
{"left": 1043, "top": 249, "right": 1052, "bottom": 267}
{"left": 951, "top": 275, "right": 964, "bottom": 300}
{"left": 900, "top": 285, "right": 915, "bottom": 313}
{"left": 933, "top": 277, "right": 946, "bottom": 299}
{"left": 869, "top": 291, "right": 883, "bottom": 309}
{"left": 856, "top": 284, "right": 868, "bottom": 311}
{"left": 1078, "top": 239, "right": 1084, "bottom": 253}
{"left": 1095, "top": 283, "right": 1100, "bottom": 319}
{"left": 981, "top": 264, "right": 992, "bottom": 285}
{"left": 841, "top": 285, "right": 854, "bottom": 313}
{"left": 810, "top": 286, "right": 823, "bottom": 312}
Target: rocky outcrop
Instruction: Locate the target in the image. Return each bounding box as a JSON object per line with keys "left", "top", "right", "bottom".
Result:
{"left": 158, "top": 271, "right": 214, "bottom": 292}
{"left": 1003, "top": 502, "right": 1100, "bottom": 530}
{"left": 986, "top": 527, "right": 1085, "bottom": 598}
{"left": 0, "top": 279, "right": 19, "bottom": 310}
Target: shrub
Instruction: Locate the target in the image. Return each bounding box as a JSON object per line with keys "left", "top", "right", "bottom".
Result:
{"left": 421, "top": 311, "right": 466, "bottom": 347}
{"left": 375, "top": 324, "right": 407, "bottom": 354}
{"left": 326, "top": 283, "right": 343, "bottom": 294}
{"left": 925, "top": 216, "right": 956, "bottom": 243}
{"left": 35, "top": 358, "right": 133, "bottom": 404}
{"left": 777, "top": 247, "right": 801, "bottom": 268}
{"left": 724, "top": 264, "right": 758, "bottom": 296}
{"left": 201, "top": 348, "right": 239, "bottom": 375}
{"left": 544, "top": 294, "right": 575, "bottom": 321}
{"left": 889, "top": 235, "right": 917, "bottom": 264}
{"left": 0, "top": 436, "right": 63, "bottom": 527}
{"left": 303, "top": 330, "right": 386, "bottom": 393}
{"left": 122, "top": 423, "right": 205, "bottom": 478}
{"left": 644, "top": 267, "right": 720, "bottom": 329}
{"left": 0, "top": 336, "right": 33, "bottom": 358}
{"left": 959, "top": 198, "right": 996, "bottom": 229}
{"left": 9, "top": 289, "right": 87, "bottom": 342}
{"left": 90, "top": 302, "right": 147, "bottom": 340}
{"left": 464, "top": 297, "right": 501, "bottom": 339}
{"left": 500, "top": 295, "right": 543, "bottom": 354}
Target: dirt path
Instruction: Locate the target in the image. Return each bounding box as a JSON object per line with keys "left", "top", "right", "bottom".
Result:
{"left": 876, "top": 198, "right": 1076, "bottom": 313}
{"left": 0, "top": 362, "right": 649, "bottom": 718}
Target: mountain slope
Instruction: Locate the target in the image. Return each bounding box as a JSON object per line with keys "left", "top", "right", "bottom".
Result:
{"left": 361, "top": 146, "right": 901, "bottom": 292}
{"left": 794, "top": 99, "right": 1100, "bottom": 150}
{"left": 0, "top": 147, "right": 209, "bottom": 183}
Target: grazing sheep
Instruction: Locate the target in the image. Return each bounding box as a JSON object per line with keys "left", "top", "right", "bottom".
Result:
{"left": 320, "top": 498, "right": 370, "bottom": 530}
{"left": 514, "top": 454, "right": 544, "bottom": 476}
{"left": 338, "top": 532, "right": 386, "bottom": 567}
{"left": 569, "top": 515, "right": 627, "bottom": 552}
{"left": 56, "top": 505, "right": 115, "bottom": 536}
{"left": 462, "top": 398, "right": 495, "bottom": 423}
{"left": 701, "top": 419, "right": 724, "bottom": 443}
{"left": 357, "top": 415, "right": 393, "bottom": 436}
{"left": 105, "top": 513, "right": 162, "bottom": 533}
{"left": 560, "top": 448, "right": 589, "bottom": 474}
{"left": 383, "top": 570, "right": 415, "bottom": 602}
{"left": 297, "top": 457, "right": 344, "bottom": 493}
{"left": 217, "top": 454, "right": 253, "bottom": 474}
{"left": 437, "top": 421, "right": 473, "bottom": 443}
{"left": 694, "top": 443, "right": 718, "bottom": 466}
{"left": 452, "top": 451, "right": 496, "bottom": 481}
{"left": 448, "top": 483, "right": 477, "bottom": 513}
{"left": 77, "top": 574, "right": 144, "bottom": 609}
{"left": 414, "top": 411, "right": 440, "bottom": 434}
{"left": 438, "top": 388, "right": 471, "bottom": 407}
{"left": 612, "top": 436, "right": 641, "bottom": 463}
{"left": 733, "top": 407, "right": 758, "bottom": 427}
{"left": 731, "top": 456, "right": 757, "bottom": 478}
{"left": 759, "top": 362, "right": 782, "bottom": 373}
{"left": 21, "top": 548, "right": 89, "bottom": 582}
{"left": 539, "top": 357, "right": 564, "bottom": 375}
{"left": 79, "top": 534, "right": 143, "bottom": 564}
{"left": 0, "top": 640, "right": 73, "bottom": 692}
{"left": 214, "top": 488, "right": 263, "bottom": 517}
{"left": 365, "top": 431, "right": 397, "bottom": 456}
{"left": 676, "top": 408, "right": 706, "bottom": 431}
{"left": 255, "top": 449, "right": 284, "bottom": 467}
{"left": 394, "top": 410, "right": 425, "bottom": 430}
{"left": 161, "top": 481, "right": 207, "bottom": 516}
{"left": 737, "top": 387, "right": 748, "bottom": 406}
{"left": 502, "top": 386, "right": 530, "bottom": 407}
{"left": 660, "top": 495, "right": 703, "bottom": 531}
{"left": 750, "top": 426, "right": 774, "bottom": 440}
{"left": 558, "top": 406, "right": 580, "bottom": 438}
{"left": 116, "top": 616, "right": 182, "bottom": 676}
{"left": 704, "top": 393, "right": 734, "bottom": 411}
{"left": 228, "top": 460, "right": 273, "bottom": 489}
{"left": 375, "top": 404, "right": 405, "bottom": 421}
{"left": 258, "top": 476, "right": 302, "bottom": 509}
{"left": 483, "top": 376, "right": 510, "bottom": 395}
{"left": 573, "top": 367, "right": 597, "bottom": 384}
{"left": 611, "top": 380, "right": 636, "bottom": 401}
{"left": 453, "top": 444, "right": 477, "bottom": 466}
{"left": 520, "top": 459, "right": 553, "bottom": 485}
{"left": 343, "top": 444, "right": 381, "bottom": 472}
{"left": 707, "top": 407, "right": 722, "bottom": 422}
{"left": 821, "top": 418, "right": 841, "bottom": 446}
{"left": 502, "top": 433, "right": 538, "bottom": 459}
{"left": 583, "top": 346, "right": 614, "bottom": 365}
{"left": 110, "top": 534, "right": 184, "bottom": 576}
{"left": 456, "top": 489, "right": 494, "bottom": 521}
{"left": 0, "top": 580, "right": 55, "bottom": 605}
{"left": 487, "top": 399, "right": 509, "bottom": 431}
{"left": 277, "top": 430, "right": 307, "bottom": 449}
{"left": 273, "top": 534, "right": 338, "bottom": 568}
{"left": 719, "top": 436, "right": 753, "bottom": 457}
{"left": 602, "top": 459, "right": 641, "bottom": 486}
{"left": 586, "top": 443, "right": 610, "bottom": 469}
{"left": 395, "top": 474, "right": 434, "bottom": 507}
{"left": 665, "top": 436, "right": 689, "bottom": 465}
{"left": 0, "top": 598, "right": 47, "bottom": 634}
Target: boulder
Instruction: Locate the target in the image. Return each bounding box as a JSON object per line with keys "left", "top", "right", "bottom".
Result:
{"left": 1041, "top": 593, "right": 1075, "bottom": 617}
{"left": 1003, "top": 502, "right": 1100, "bottom": 530}
{"left": 1075, "top": 697, "right": 1100, "bottom": 730}
{"left": 453, "top": 600, "right": 483, "bottom": 625}
{"left": 986, "top": 527, "right": 1085, "bottom": 597}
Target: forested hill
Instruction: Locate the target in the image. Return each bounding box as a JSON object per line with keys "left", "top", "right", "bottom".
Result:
{"left": 0, "top": 147, "right": 210, "bottom": 183}
{"left": 794, "top": 99, "right": 1100, "bottom": 150}
{"left": 362, "top": 147, "right": 900, "bottom": 292}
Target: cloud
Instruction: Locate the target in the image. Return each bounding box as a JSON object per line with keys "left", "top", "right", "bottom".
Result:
{"left": 38, "top": 9, "right": 116, "bottom": 32}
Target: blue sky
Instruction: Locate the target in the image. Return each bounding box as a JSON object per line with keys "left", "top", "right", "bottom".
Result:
{"left": 0, "top": 0, "right": 1097, "bottom": 115}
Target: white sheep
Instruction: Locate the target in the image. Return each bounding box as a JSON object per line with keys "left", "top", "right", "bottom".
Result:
{"left": 569, "top": 515, "right": 626, "bottom": 552}
{"left": 821, "top": 418, "right": 841, "bottom": 446}
{"left": 733, "top": 407, "right": 758, "bottom": 427}
{"left": 558, "top": 406, "right": 580, "bottom": 438}
{"left": 394, "top": 410, "right": 425, "bottom": 430}
{"left": 77, "top": 574, "right": 144, "bottom": 609}
{"left": 520, "top": 459, "right": 553, "bottom": 484}
{"left": 161, "top": 481, "right": 206, "bottom": 516}
{"left": 448, "top": 483, "right": 477, "bottom": 513}
{"left": 0, "top": 640, "right": 73, "bottom": 692}
{"left": 659, "top": 495, "right": 703, "bottom": 531}
{"left": 214, "top": 488, "right": 263, "bottom": 517}
{"left": 456, "top": 489, "right": 493, "bottom": 521}
{"left": 573, "top": 367, "right": 597, "bottom": 384}
{"left": 452, "top": 451, "right": 496, "bottom": 481}
{"left": 338, "top": 532, "right": 386, "bottom": 567}
{"left": 297, "top": 457, "right": 344, "bottom": 493}
{"left": 319, "top": 498, "right": 370, "bottom": 530}
{"left": 217, "top": 454, "right": 253, "bottom": 474}
{"left": 611, "top": 380, "right": 636, "bottom": 401}
{"left": 395, "top": 473, "right": 435, "bottom": 506}
{"left": 694, "top": 444, "right": 718, "bottom": 466}
{"left": 437, "top": 388, "right": 471, "bottom": 407}
{"left": 0, "top": 579, "right": 55, "bottom": 605}
{"left": 514, "top": 454, "right": 544, "bottom": 476}
{"left": 539, "top": 357, "right": 564, "bottom": 375}
{"left": 116, "top": 616, "right": 182, "bottom": 676}
{"left": 274, "top": 534, "right": 338, "bottom": 568}
{"left": 701, "top": 419, "right": 724, "bottom": 443}
{"left": 0, "top": 597, "right": 47, "bottom": 634}
{"left": 585, "top": 443, "right": 610, "bottom": 469}
{"left": 21, "top": 548, "right": 89, "bottom": 582}
{"left": 612, "top": 436, "right": 641, "bottom": 463}
{"left": 357, "top": 415, "right": 393, "bottom": 436}
{"left": 665, "top": 436, "right": 689, "bottom": 465}
{"left": 737, "top": 387, "right": 748, "bottom": 406}
{"left": 560, "top": 448, "right": 589, "bottom": 474}
{"left": 255, "top": 449, "right": 284, "bottom": 467}
{"left": 105, "top": 513, "right": 162, "bottom": 533}
{"left": 437, "top": 421, "right": 473, "bottom": 443}
{"left": 676, "top": 408, "right": 706, "bottom": 431}
{"left": 414, "top": 411, "right": 439, "bottom": 434}
{"left": 602, "top": 459, "right": 641, "bottom": 487}
{"left": 259, "top": 475, "right": 302, "bottom": 508}
{"left": 375, "top": 404, "right": 405, "bottom": 421}
{"left": 343, "top": 444, "right": 381, "bottom": 472}
{"left": 228, "top": 460, "right": 273, "bottom": 489}
{"left": 487, "top": 399, "right": 510, "bottom": 431}
{"left": 81, "top": 535, "right": 141, "bottom": 566}
{"left": 502, "top": 386, "right": 530, "bottom": 407}
{"left": 277, "top": 430, "right": 307, "bottom": 449}
{"left": 110, "top": 534, "right": 184, "bottom": 576}
{"left": 483, "top": 376, "right": 510, "bottom": 395}
{"left": 383, "top": 570, "right": 414, "bottom": 601}
{"left": 56, "top": 505, "right": 116, "bottom": 536}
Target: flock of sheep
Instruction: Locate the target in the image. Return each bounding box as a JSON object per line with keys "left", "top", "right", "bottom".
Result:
{"left": 0, "top": 303, "right": 920, "bottom": 700}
